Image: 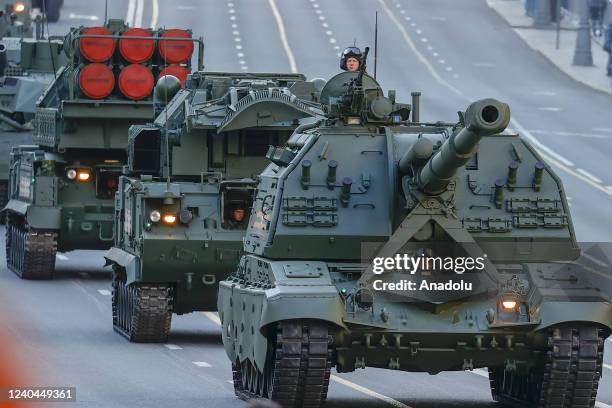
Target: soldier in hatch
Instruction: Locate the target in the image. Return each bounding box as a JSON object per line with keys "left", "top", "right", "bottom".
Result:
{"left": 340, "top": 46, "right": 364, "bottom": 72}
{"left": 226, "top": 205, "right": 247, "bottom": 229}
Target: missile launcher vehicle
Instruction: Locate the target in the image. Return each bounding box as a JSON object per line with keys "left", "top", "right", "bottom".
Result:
{"left": 218, "top": 58, "right": 612, "bottom": 407}
{"left": 4, "top": 19, "right": 203, "bottom": 279}
{"left": 104, "top": 71, "right": 324, "bottom": 342}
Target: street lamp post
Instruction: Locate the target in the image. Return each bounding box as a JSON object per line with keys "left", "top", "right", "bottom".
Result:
{"left": 573, "top": 0, "right": 594, "bottom": 66}
{"left": 533, "top": 0, "right": 553, "bottom": 27}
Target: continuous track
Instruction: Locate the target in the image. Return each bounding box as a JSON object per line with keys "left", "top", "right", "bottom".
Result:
{"left": 233, "top": 320, "right": 333, "bottom": 408}
{"left": 489, "top": 325, "right": 605, "bottom": 408}
{"left": 6, "top": 217, "right": 57, "bottom": 279}
{"left": 112, "top": 270, "right": 173, "bottom": 343}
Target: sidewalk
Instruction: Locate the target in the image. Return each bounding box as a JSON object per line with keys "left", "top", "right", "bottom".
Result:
{"left": 487, "top": 0, "right": 611, "bottom": 95}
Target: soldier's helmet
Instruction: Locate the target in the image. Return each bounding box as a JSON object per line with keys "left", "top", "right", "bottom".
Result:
{"left": 340, "top": 46, "right": 363, "bottom": 70}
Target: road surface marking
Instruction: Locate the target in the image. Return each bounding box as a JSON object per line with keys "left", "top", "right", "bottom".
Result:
{"left": 582, "top": 252, "right": 610, "bottom": 268}
{"left": 134, "top": 0, "right": 144, "bottom": 28}
{"left": 538, "top": 107, "right": 562, "bottom": 112}
{"left": 193, "top": 361, "right": 212, "bottom": 368}
{"left": 473, "top": 62, "right": 496, "bottom": 67}
{"left": 67, "top": 13, "right": 100, "bottom": 21}
{"left": 379, "top": 0, "right": 612, "bottom": 198}
{"left": 164, "top": 344, "right": 182, "bottom": 350}
{"left": 527, "top": 130, "right": 609, "bottom": 139}
{"left": 227, "top": 380, "right": 233, "bottom": 384}
{"left": 576, "top": 169, "right": 603, "bottom": 184}
{"left": 533, "top": 91, "right": 557, "bottom": 96}
{"left": 97, "top": 289, "right": 111, "bottom": 296}
{"left": 56, "top": 254, "right": 69, "bottom": 261}
{"left": 596, "top": 402, "right": 612, "bottom": 408}
{"left": 593, "top": 128, "right": 612, "bottom": 132}
{"left": 203, "top": 312, "right": 222, "bottom": 326}
{"left": 268, "top": 0, "right": 298, "bottom": 73}
{"left": 331, "top": 375, "right": 413, "bottom": 408}
{"left": 151, "top": 0, "right": 159, "bottom": 28}
{"left": 604, "top": 364, "right": 612, "bottom": 371}
{"left": 126, "top": 0, "right": 135, "bottom": 25}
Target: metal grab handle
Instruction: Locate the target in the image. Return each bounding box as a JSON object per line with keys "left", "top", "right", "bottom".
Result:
{"left": 98, "top": 222, "right": 115, "bottom": 241}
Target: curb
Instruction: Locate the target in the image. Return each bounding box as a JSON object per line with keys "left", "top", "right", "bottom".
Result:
{"left": 486, "top": 0, "right": 612, "bottom": 96}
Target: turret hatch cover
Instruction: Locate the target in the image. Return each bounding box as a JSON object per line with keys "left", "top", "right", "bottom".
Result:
{"left": 319, "top": 71, "right": 383, "bottom": 106}
{"left": 217, "top": 88, "right": 318, "bottom": 133}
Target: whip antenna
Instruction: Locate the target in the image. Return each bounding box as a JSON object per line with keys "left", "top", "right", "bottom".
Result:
{"left": 374, "top": 11, "right": 378, "bottom": 79}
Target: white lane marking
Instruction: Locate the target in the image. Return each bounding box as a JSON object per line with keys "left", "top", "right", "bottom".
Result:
{"left": 56, "top": 254, "right": 69, "bottom": 261}
{"left": 508, "top": 120, "right": 574, "bottom": 167}
{"left": 331, "top": 375, "right": 413, "bottom": 408}
{"left": 67, "top": 13, "right": 100, "bottom": 21}
{"left": 164, "top": 344, "right": 182, "bottom": 350}
{"left": 538, "top": 107, "right": 562, "bottom": 112}
{"left": 235, "top": 45, "right": 242, "bottom": 49}
{"left": 421, "top": 38, "right": 428, "bottom": 42}
{"left": 593, "top": 128, "right": 612, "bottom": 132}
{"left": 97, "top": 289, "right": 111, "bottom": 296}
{"left": 329, "top": 38, "right": 337, "bottom": 44}
{"left": 606, "top": 186, "right": 612, "bottom": 194}
{"left": 473, "top": 62, "right": 496, "bottom": 67}
{"left": 445, "top": 66, "right": 453, "bottom": 71}
{"left": 151, "top": 0, "right": 159, "bottom": 28}
{"left": 379, "top": 0, "right": 612, "bottom": 195}
{"left": 596, "top": 402, "right": 612, "bottom": 408}
{"left": 268, "top": 0, "right": 298, "bottom": 73}
{"left": 604, "top": 364, "right": 612, "bottom": 370}
{"left": 193, "top": 361, "right": 212, "bottom": 368}
{"left": 134, "top": 0, "right": 144, "bottom": 27}
{"left": 126, "top": 0, "right": 136, "bottom": 25}
{"left": 319, "top": 15, "right": 325, "bottom": 20}
{"left": 203, "top": 312, "right": 222, "bottom": 326}
{"left": 227, "top": 380, "right": 233, "bottom": 384}
{"left": 527, "top": 129, "right": 609, "bottom": 139}
{"left": 533, "top": 90, "right": 557, "bottom": 96}
{"left": 234, "top": 37, "right": 241, "bottom": 42}
{"left": 576, "top": 168, "right": 603, "bottom": 184}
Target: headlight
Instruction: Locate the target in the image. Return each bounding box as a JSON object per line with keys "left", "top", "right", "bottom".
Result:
{"left": 149, "top": 210, "right": 161, "bottom": 223}
{"left": 14, "top": 2, "right": 25, "bottom": 12}
{"left": 66, "top": 169, "right": 77, "bottom": 180}
{"left": 162, "top": 212, "right": 177, "bottom": 225}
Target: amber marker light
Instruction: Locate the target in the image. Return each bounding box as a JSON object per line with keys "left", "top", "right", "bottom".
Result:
{"left": 501, "top": 300, "right": 518, "bottom": 311}
{"left": 14, "top": 2, "right": 25, "bottom": 12}
{"left": 162, "top": 212, "right": 177, "bottom": 225}
{"left": 77, "top": 170, "right": 91, "bottom": 182}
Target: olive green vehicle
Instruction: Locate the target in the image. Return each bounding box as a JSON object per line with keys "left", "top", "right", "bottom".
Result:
{"left": 104, "top": 71, "right": 324, "bottom": 342}
{"left": 0, "top": 2, "right": 65, "bottom": 212}
{"left": 218, "top": 62, "right": 612, "bottom": 406}
{"left": 4, "top": 20, "right": 202, "bottom": 279}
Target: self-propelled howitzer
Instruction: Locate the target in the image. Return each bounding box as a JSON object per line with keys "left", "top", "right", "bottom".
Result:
{"left": 218, "top": 71, "right": 611, "bottom": 407}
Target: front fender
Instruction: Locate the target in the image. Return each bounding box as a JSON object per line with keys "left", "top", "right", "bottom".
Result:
{"left": 104, "top": 247, "right": 140, "bottom": 284}
{"left": 4, "top": 200, "right": 61, "bottom": 229}
{"left": 219, "top": 281, "right": 346, "bottom": 372}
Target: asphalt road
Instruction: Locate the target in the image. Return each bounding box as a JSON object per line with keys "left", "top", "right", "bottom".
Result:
{"left": 2, "top": 0, "right": 612, "bottom": 407}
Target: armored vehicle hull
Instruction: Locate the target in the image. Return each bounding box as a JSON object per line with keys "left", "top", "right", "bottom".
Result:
{"left": 106, "top": 71, "right": 324, "bottom": 342}
{"left": 218, "top": 71, "right": 612, "bottom": 407}
{"left": 5, "top": 21, "right": 202, "bottom": 279}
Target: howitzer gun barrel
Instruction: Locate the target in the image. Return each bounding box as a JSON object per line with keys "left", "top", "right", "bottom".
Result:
{"left": 417, "top": 98, "right": 510, "bottom": 193}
